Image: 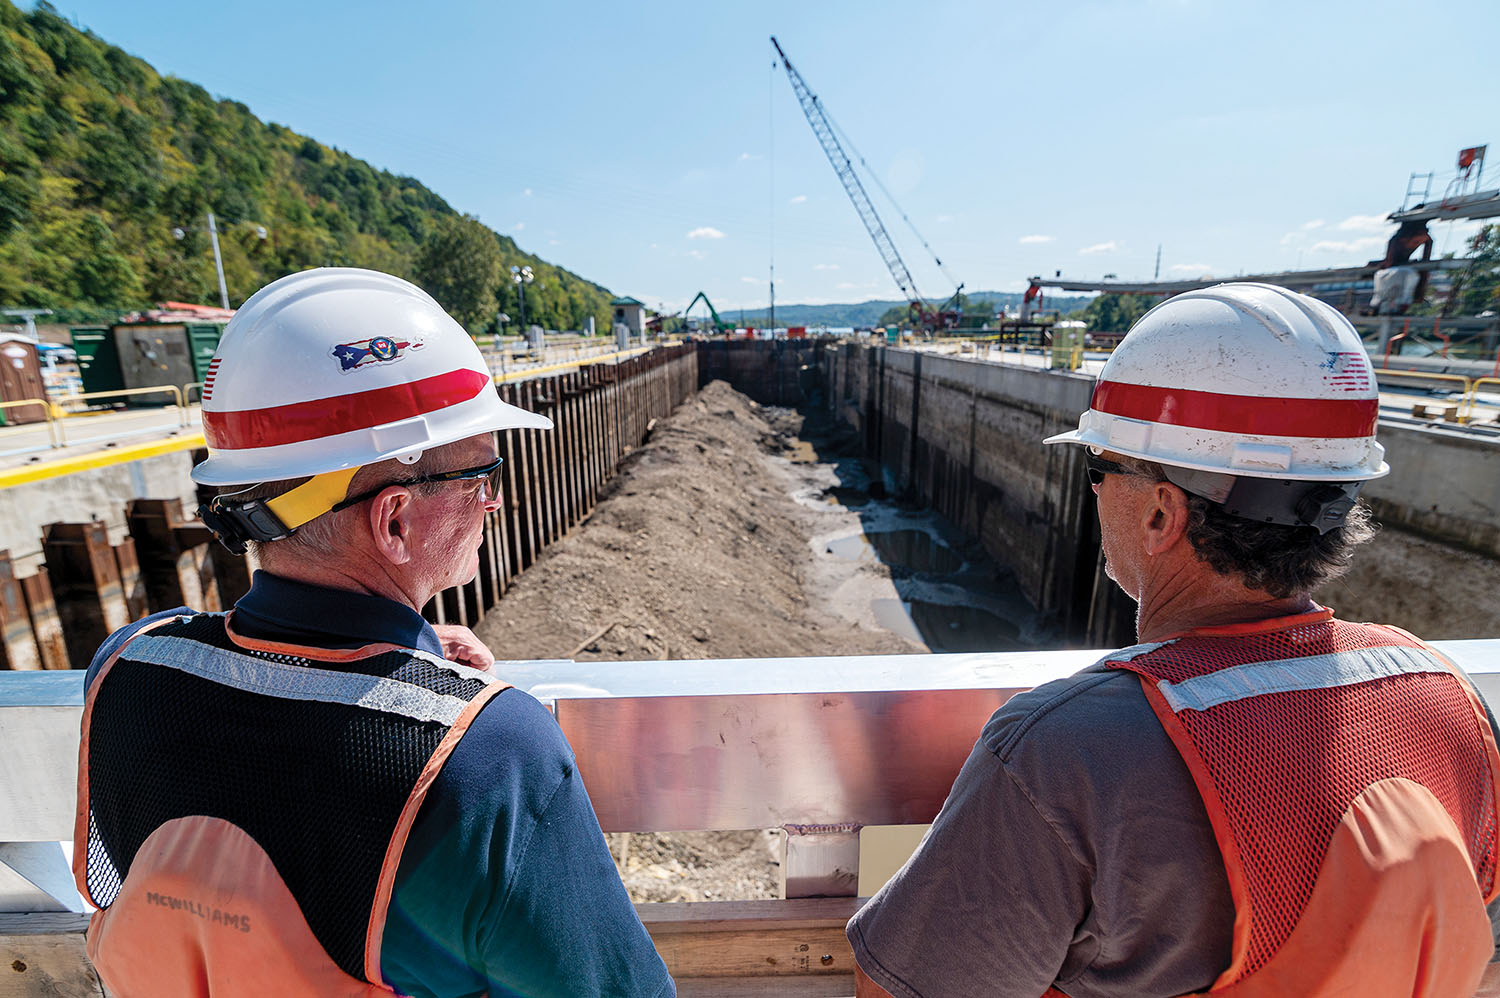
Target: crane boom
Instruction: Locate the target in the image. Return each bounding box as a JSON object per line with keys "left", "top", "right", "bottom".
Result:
{"left": 770, "top": 36, "right": 924, "bottom": 307}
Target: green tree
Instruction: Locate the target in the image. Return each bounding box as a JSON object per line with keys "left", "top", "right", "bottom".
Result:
{"left": 412, "top": 214, "right": 501, "bottom": 331}
{"left": 1449, "top": 225, "right": 1498, "bottom": 316}
{"left": 1080, "top": 293, "right": 1160, "bottom": 333}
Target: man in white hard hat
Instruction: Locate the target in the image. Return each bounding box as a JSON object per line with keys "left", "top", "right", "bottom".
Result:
{"left": 847, "top": 283, "right": 1500, "bottom": 997}
{"left": 73, "top": 269, "right": 674, "bottom": 997}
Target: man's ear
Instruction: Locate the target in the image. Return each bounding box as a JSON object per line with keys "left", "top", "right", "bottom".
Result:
{"left": 367, "top": 486, "right": 415, "bottom": 566}
{"left": 1142, "top": 481, "right": 1191, "bottom": 557}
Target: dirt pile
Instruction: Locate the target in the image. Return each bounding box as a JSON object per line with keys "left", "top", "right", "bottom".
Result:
{"left": 476, "top": 380, "right": 921, "bottom": 901}
{"left": 477, "top": 379, "right": 916, "bottom": 664}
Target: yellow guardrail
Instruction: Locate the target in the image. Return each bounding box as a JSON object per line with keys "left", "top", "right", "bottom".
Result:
{"left": 494, "top": 346, "right": 651, "bottom": 384}
{"left": 54, "top": 384, "right": 188, "bottom": 425}
{"left": 1371, "top": 369, "right": 1474, "bottom": 423}
{"left": 0, "top": 397, "right": 58, "bottom": 448}
{"left": 1460, "top": 377, "right": 1500, "bottom": 425}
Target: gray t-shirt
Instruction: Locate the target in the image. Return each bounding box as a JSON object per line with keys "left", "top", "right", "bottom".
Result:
{"left": 847, "top": 660, "right": 1500, "bottom": 998}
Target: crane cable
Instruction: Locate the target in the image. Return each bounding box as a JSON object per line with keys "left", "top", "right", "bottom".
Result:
{"left": 768, "top": 50, "right": 776, "bottom": 331}
{"left": 821, "top": 110, "right": 963, "bottom": 299}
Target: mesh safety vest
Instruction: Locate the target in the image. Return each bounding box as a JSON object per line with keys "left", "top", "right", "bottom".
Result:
{"left": 1088, "top": 609, "right": 1500, "bottom": 997}
{"left": 72, "top": 612, "right": 509, "bottom": 997}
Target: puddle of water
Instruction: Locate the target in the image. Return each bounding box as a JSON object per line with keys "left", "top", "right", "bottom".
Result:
{"left": 873, "top": 598, "right": 1022, "bottom": 653}
{"left": 825, "top": 529, "right": 964, "bottom": 574}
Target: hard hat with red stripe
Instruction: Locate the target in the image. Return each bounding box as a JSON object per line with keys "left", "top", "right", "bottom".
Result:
{"left": 1044, "top": 283, "right": 1387, "bottom": 531}
{"left": 192, "top": 268, "right": 552, "bottom": 487}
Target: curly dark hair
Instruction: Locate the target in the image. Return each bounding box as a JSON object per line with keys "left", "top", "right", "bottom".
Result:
{"left": 1123, "top": 457, "right": 1377, "bottom": 599}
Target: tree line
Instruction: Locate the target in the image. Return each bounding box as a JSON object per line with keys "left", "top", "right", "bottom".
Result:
{"left": 0, "top": 2, "right": 613, "bottom": 332}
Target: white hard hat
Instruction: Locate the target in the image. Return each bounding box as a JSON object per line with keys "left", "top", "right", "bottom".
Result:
{"left": 193, "top": 268, "right": 551, "bottom": 486}
{"left": 1045, "top": 283, "right": 1387, "bottom": 483}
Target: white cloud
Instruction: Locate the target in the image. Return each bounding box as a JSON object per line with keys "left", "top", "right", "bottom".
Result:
{"left": 1079, "top": 241, "right": 1118, "bottom": 255}
{"left": 740, "top": 276, "right": 763, "bottom": 284}
{"left": 1337, "top": 214, "right": 1388, "bottom": 233}
{"left": 649, "top": 243, "right": 660, "bottom": 250}
{"left": 686, "top": 249, "right": 705, "bottom": 260}
{"left": 789, "top": 194, "right": 807, "bottom": 204}
{"left": 1168, "top": 263, "right": 1212, "bottom": 274}
{"left": 522, "top": 188, "right": 533, "bottom": 197}
{"left": 1310, "top": 236, "right": 1385, "bottom": 254}
{"left": 512, "top": 222, "right": 525, "bottom": 232}
{"left": 1019, "top": 234, "right": 1054, "bottom": 244}
{"left": 813, "top": 263, "right": 840, "bottom": 271}
{"left": 1302, "top": 219, "right": 1325, "bottom": 230}
{"left": 687, "top": 226, "right": 725, "bottom": 240}
{"left": 738, "top": 152, "right": 762, "bottom": 161}
{"left": 548, "top": 239, "right": 560, "bottom": 246}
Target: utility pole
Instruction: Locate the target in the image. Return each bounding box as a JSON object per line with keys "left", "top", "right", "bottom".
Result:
{"left": 1154, "top": 244, "right": 1162, "bottom": 281}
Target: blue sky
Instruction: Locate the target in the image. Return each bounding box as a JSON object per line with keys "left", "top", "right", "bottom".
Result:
{"left": 44, "top": 0, "right": 1498, "bottom": 315}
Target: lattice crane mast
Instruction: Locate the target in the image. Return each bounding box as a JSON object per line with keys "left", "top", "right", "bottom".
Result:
{"left": 770, "top": 36, "right": 960, "bottom": 331}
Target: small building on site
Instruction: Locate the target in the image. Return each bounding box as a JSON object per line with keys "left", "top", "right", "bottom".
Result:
{"left": 611, "top": 297, "right": 646, "bottom": 337}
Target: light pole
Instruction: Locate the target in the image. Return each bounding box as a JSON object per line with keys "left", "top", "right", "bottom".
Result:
{"left": 173, "top": 211, "right": 267, "bottom": 309}
{"left": 510, "top": 265, "right": 534, "bottom": 330}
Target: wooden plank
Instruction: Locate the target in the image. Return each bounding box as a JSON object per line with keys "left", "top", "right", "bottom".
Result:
{"left": 638, "top": 899, "right": 860, "bottom": 981}
{"left": 0, "top": 914, "right": 103, "bottom": 998}
{"left": 675, "top": 977, "right": 853, "bottom": 998}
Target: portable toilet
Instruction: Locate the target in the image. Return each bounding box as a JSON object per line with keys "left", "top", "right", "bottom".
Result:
{"left": 0, "top": 336, "right": 48, "bottom": 424}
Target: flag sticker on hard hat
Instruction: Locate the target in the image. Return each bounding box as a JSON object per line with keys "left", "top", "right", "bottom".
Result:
{"left": 1321, "top": 352, "right": 1371, "bottom": 391}
{"left": 332, "top": 336, "right": 424, "bottom": 372}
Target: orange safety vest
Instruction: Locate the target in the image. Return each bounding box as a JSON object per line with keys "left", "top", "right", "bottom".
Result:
{"left": 72, "top": 612, "right": 509, "bottom": 997}
{"left": 1071, "top": 609, "right": 1500, "bottom": 997}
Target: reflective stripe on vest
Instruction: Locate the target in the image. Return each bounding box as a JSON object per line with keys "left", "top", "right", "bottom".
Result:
{"left": 74, "top": 613, "right": 508, "bottom": 997}
{"left": 1105, "top": 612, "right": 1500, "bottom": 996}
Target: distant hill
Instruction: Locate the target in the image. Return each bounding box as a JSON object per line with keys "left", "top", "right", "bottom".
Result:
{"left": 0, "top": 1, "right": 613, "bottom": 330}
{"left": 725, "top": 291, "right": 1095, "bottom": 327}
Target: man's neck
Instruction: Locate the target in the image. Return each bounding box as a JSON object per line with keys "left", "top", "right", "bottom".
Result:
{"left": 1134, "top": 557, "right": 1314, "bottom": 643}
{"left": 254, "top": 550, "right": 424, "bottom": 613}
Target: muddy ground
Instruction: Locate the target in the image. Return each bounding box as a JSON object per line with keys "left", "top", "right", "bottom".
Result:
{"left": 475, "top": 381, "right": 925, "bottom": 901}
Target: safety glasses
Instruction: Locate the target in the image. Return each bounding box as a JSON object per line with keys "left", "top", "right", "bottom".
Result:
{"left": 1084, "top": 452, "right": 1137, "bottom": 487}
{"left": 331, "top": 456, "right": 505, "bottom": 513}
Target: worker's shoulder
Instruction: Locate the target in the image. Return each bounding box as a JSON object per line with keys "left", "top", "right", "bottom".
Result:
{"left": 981, "top": 655, "right": 1157, "bottom": 765}
{"left": 87, "top": 607, "right": 194, "bottom": 684}
{"left": 442, "top": 685, "right": 576, "bottom": 784}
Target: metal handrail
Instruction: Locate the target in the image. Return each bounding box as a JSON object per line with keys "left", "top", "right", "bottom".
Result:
{"left": 1372, "top": 368, "right": 1472, "bottom": 393}
{"left": 185, "top": 382, "right": 205, "bottom": 404}
{"left": 52, "top": 385, "right": 188, "bottom": 427}
{"left": 1461, "top": 377, "right": 1500, "bottom": 425}
{"left": 494, "top": 346, "right": 651, "bottom": 384}
{"left": 0, "top": 397, "right": 58, "bottom": 448}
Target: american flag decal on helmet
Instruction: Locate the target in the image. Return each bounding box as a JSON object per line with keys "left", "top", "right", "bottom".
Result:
{"left": 1322, "top": 351, "right": 1371, "bottom": 391}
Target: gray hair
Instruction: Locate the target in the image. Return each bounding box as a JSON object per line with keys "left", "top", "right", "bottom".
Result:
{"left": 1120, "top": 456, "right": 1377, "bottom": 599}
{"left": 222, "top": 444, "right": 462, "bottom": 561}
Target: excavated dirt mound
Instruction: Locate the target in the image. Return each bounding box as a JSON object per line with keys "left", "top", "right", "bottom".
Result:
{"left": 476, "top": 380, "right": 922, "bottom": 901}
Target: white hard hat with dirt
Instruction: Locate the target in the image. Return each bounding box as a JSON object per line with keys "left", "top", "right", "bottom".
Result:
{"left": 1045, "top": 282, "right": 1387, "bottom": 533}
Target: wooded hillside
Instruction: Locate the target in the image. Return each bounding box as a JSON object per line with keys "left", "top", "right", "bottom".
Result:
{"left": 0, "top": 1, "right": 614, "bottom": 331}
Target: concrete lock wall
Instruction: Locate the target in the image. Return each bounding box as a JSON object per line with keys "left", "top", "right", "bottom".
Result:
{"left": 821, "top": 343, "right": 1134, "bottom": 644}
{"left": 704, "top": 340, "right": 1500, "bottom": 646}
